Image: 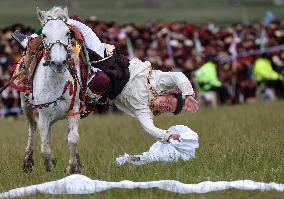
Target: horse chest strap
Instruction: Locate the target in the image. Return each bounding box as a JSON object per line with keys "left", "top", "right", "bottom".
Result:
{"left": 31, "top": 80, "right": 74, "bottom": 109}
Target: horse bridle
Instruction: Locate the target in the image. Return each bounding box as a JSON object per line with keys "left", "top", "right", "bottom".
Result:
{"left": 41, "top": 17, "right": 72, "bottom": 67}
{"left": 31, "top": 17, "right": 83, "bottom": 112}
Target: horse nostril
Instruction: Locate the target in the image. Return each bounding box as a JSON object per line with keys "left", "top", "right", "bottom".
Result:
{"left": 51, "top": 60, "right": 66, "bottom": 66}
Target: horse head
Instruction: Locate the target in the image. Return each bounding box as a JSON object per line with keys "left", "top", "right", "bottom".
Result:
{"left": 37, "top": 6, "right": 72, "bottom": 73}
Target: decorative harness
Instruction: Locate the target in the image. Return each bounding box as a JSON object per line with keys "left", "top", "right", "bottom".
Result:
{"left": 8, "top": 18, "right": 116, "bottom": 118}
{"left": 30, "top": 17, "right": 88, "bottom": 117}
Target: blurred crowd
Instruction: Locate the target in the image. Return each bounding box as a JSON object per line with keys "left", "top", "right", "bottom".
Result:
{"left": 1, "top": 18, "right": 284, "bottom": 117}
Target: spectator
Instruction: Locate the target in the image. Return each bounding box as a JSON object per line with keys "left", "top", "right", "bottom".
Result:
{"left": 253, "top": 54, "right": 284, "bottom": 99}
{"left": 194, "top": 55, "right": 229, "bottom": 104}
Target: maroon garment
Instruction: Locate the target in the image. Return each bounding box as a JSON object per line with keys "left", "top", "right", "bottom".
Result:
{"left": 88, "top": 48, "right": 130, "bottom": 100}
{"left": 88, "top": 70, "right": 112, "bottom": 96}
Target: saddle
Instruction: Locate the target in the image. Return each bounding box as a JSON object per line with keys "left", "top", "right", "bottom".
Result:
{"left": 25, "top": 36, "right": 44, "bottom": 82}
{"left": 11, "top": 36, "right": 44, "bottom": 92}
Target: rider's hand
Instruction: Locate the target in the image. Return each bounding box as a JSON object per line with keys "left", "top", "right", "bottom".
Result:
{"left": 183, "top": 95, "right": 198, "bottom": 113}
{"left": 167, "top": 133, "right": 181, "bottom": 142}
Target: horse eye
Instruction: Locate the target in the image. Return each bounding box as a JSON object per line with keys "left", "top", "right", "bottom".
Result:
{"left": 66, "top": 32, "right": 71, "bottom": 36}
{"left": 42, "top": 34, "right": 46, "bottom": 38}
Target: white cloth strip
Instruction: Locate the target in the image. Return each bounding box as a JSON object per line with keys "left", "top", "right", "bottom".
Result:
{"left": 0, "top": 174, "right": 283, "bottom": 198}
{"left": 116, "top": 125, "right": 199, "bottom": 165}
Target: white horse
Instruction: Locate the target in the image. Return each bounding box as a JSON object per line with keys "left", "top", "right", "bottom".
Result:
{"left": 21, "top": 7, "right": 82, "bottom": 174}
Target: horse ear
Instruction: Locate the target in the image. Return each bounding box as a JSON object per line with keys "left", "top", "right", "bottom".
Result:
{"left": 37, "top": 7, "right": 46, "bottom": 24}
{"left": 63, "top": 7, "right": 69, "bottom": 18}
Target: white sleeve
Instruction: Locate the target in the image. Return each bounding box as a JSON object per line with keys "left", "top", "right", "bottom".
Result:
{"left": 67, "top": 18, "right": 105, "bottom": 58}
{"left": 136, "top": 112, "right": 170, "bottom": 142}
{"left": 156, "top": 71, "right": 195, "bottom": 98}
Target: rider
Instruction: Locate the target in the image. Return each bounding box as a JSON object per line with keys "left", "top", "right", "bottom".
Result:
{"left": 12, "top": 14, "right": 198, "bottom": 143}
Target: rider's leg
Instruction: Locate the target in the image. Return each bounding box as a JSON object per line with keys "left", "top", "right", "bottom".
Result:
{"left": 11, "top": 31, "right": 28, "bottom": 48}
{"left": 67, "top": 18, "right": 105, "bottom": 58}
{"left": 12, "top": 18, "right": 105, "bottom": 57}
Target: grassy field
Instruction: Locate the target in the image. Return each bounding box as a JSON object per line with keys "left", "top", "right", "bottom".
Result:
{"left": 0, "top": 0, "right": 284, "bottom": 28}
{"left": 0, "top": 101, "right": 284, "bottom": 198}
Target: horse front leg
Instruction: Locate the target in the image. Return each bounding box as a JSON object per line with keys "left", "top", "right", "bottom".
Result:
{"left": 38, "top": 115, "right": 57, "bottom": 172}
{"left": 21, "top": 93, "right": 37, "bottom": 172}
{"left": 65, "top": 113, "right": 81, "bottom": 175}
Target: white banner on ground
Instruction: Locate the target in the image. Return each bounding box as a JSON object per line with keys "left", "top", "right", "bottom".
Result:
{"left": 0, "top": 174, "right": 284, "bottom": 198}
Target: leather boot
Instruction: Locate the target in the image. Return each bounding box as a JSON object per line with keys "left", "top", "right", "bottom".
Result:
{"left": 11, "top": 30, "right": 28, "bottom": 48}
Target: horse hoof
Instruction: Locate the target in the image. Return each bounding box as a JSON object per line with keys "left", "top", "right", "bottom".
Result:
{"left": 23, "top": 160, "right": 34, "bottom": 173}
{"left": 65, "top": 163, "right": 82, "bottom": 175}
{"left": 45, "top": 158, "right": 57, "bottom": 172}
{"left": 22, "top": 151, "right": 34, "bottom": 173}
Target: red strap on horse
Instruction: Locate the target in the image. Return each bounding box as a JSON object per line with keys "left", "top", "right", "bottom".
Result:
{"left": 68, "top": 104, "right": 85, "bottom": 117}
{"left": 67, "top": 58, "right": 86, "bottom": 117}
{"left": 67, "top": 79, "right": 77, "bottom": 115}
{"left": 32, "top": 80, "right": 71, "bottom": 109}
{"left": 67, "top": 81, "right": 87, "bottom": 117}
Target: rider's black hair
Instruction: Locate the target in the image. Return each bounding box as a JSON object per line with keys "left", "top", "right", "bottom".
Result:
{"left": 172, "top": 93, "right": 184, "bottom": 115}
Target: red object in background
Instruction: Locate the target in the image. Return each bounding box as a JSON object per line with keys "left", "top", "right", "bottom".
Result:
{"left": 186, "top": 24, "right": 195, "bottom": 33}
{"left": 166, "top": 23, "right": 174, "bottom": 31}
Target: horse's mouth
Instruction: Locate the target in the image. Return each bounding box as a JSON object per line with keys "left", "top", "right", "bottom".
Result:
{"left": 50, "top": 63, "right": 66, "bottom": 73}
{"left": 55, "top": 69, "right": 64, "bottom": 73}
{"left": 54, "top": 67, "right": 66, "bottom": 73}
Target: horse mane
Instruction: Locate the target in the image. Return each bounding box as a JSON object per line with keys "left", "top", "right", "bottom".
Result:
{"left": 37, "top": 6, "right": 69, "bottom": 25}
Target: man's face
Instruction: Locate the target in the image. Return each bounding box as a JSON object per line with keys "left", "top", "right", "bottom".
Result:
{"left": 152, "top": 94, "right": 178, "bottom": 113}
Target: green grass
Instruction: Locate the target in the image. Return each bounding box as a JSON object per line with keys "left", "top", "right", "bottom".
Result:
{"left": 0, "top": 101, "right": 284, "bottom": 198}
{"left": 0, "top": 0, "right": 284, "bottom": 28}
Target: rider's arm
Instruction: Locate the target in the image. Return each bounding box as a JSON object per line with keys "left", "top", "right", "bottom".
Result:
{"left": 136, "top": 111, "right": 171, "bottom": 142}
{"left": 154, "top": 71, "right": 195, "bottom": 98}
{"left": 67, "top": 18, "right": 105, "bottom": 58}
{"left": 114, "top": 97, "right": 170, "bottom": 141}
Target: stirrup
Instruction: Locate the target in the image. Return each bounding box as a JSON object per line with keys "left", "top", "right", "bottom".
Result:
{"left": 11, "top": 30, "right": 28, "bottom": 48}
